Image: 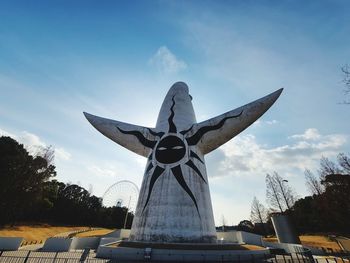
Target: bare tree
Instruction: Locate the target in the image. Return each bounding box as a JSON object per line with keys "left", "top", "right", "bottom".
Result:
{"left": 275, "top": 172, "right": 296, "bottom": 210}
{"left": 266, "top": 173, "right": 284, "bottom": 213}
{"left": 36, "top": 145, "right": 55, "bottom": 165}
{"left": 337, "top": 153, "right": 350, "bottom": 174}
{"left": 250, "top": 196, "right": 267, "bottom": 225}
{"left": 341, "top": 64, "right": 350, "bottom": 104}
{"left": 266, "top": 172, "right": 296, "bottom": 213}
{"left": 304, "top": 169, "right": 324, "bottom": 196}
{"left": 318, "top": 156, "right": 341, "bottom": 180}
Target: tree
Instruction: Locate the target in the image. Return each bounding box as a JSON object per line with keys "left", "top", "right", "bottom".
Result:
{"left": 0, "top": 135, "right": 136, "bottom": 228}
{"left": 341, "top": 64, "right": 350, "bottom": 104}
{"left": 238, "top": 220, "right": 254, "bottom": 232}
{"left": 266, "top": 173, "right": 284, "bottom": 213}
{"left": 266, "top": 172, "right": 296, "bottom": 213}
{"left": 0, "top": 136, "right": 56, "bottom": 224}
{"left": 304, "top": 169, "right": 324, "bottom": 196}
{"left": 250, "top": 197, "right": 267, "bottom": 225}
{"left": 292, "top": 154, "right": 350, "bottom": 234}
{"left": 318, "top": 156, "right": 341, "bottom": 180}
{"left": 250, "top": 197, "right": 268, "bottom": 235}
{"left": 338, "top": 153, "right": 350, "bottom": 173}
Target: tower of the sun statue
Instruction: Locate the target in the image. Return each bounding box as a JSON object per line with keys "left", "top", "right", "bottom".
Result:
{"left": 84, "top": 82, "right": 282, "bottom": 243}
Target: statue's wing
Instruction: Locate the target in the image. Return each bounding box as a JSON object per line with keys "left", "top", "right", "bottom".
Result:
{"left": 84, "top": 112, "right": 163, "bottom": 157}
{"left": 183, "top": 88, "right": 283, "bottom": 155}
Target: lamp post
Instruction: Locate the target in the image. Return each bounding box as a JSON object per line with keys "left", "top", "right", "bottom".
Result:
{"left": 123, "top": 196, "right": 132, "bottom": 229}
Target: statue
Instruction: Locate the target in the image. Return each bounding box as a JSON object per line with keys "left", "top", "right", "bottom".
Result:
{"left": 84, "top": 82, "right": 282, "bottom": 243}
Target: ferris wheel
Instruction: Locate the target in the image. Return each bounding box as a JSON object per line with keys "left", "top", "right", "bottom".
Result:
{"left": 102, "top": 180, "right": 139, "bottom": 212}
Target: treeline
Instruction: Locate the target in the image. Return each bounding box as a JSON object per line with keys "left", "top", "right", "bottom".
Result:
{"left": 0, "top": 136, "right": 133, "bottom": 228}
{"left": 292, "top": 154, "right": 350, "bottom": 234}
{"left": 250, "top": 153, "right": 350, "bottom": 236}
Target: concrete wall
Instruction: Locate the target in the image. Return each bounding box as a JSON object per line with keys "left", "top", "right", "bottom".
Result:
{"left": 216, "top": 231, "right": 239, "bottom": 243}
{"left": 42, "top": 238, "right": 72, "bottom": 252}
{"left": 104, "top": 229, "right": 130, "bottom": 239}
{"left": 96, "top": 245, "right": 270, "bottom": 262}
{"left": 70, "top": 237, "right": 100, "bottom": 250}
{"left": 216, "top": 231, "right": 263, "bottom": 246}
{"left": 238, "top": 231, "right": 263, "bottom": 246}
{"left": 0, "top": 237, "right": 23, "bottom": 251}
{"left": 271, "top": 214, "right": 301, "bottom": 244}
{"left": 98, "top": 238, "right": 119, "bottom": 247}
{"left": 336, "top": 237, "right": 350, "bottom": 252}
{"left": 262, "top": 240, "right": 313, "bottom": 254}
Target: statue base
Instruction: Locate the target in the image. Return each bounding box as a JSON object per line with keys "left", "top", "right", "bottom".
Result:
{"left": 96, "top": 240, "right": 270, "bottom": 262}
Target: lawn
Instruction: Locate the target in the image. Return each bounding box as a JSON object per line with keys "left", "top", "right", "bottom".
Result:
{"left": 0, "top": 224, "right": 89, "bottom": 243}
{"left": 74, "top": 228, "right": 115, "bottom": 237}
{"left": 263, "top": 235, "right": 342, "bottom": 251}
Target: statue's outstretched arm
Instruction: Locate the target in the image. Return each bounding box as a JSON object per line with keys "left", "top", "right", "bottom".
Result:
{"left": 84, "top": 112, "right": 161, "bottom": 157}
{"left": 183, "top": 88, "right": 283, "bottom": 155}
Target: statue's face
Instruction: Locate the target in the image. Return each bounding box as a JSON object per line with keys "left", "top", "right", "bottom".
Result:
{"left": 155, "top": 135, "right": 186, "bottom": 164}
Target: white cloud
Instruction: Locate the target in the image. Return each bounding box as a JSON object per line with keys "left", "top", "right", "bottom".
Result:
{"left": 87, "top": 165, "right": 117, "bottom": 178}
{"left": 149, "top": 46, "right": 187, "bottom": 73}
{"left": 289, "top": 128, "right": 321, "bottom": 140}
{"left": 18, "top": 131, "right": 46, "bottom": 154}
{"left": 252, "top": 119, "right": 278, "bottom": 127}
{"left": 0, "top": 128, "right": 15, "bottom": 138}
{"left": 207, "top": 128, "right": 347, "bottom": 179}
{"left": 266, "top": 120, "right": 278, "bottom": 125}
{"left": 55, "top": 147, "right": 72, "bottom": 161}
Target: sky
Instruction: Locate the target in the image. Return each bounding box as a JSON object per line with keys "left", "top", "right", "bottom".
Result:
{"left": 0, "top": 0, "right": 349, "bottom": 226}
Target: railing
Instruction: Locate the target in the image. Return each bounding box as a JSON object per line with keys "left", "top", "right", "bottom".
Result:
{"left": 0, "top": 251, "right": 349, "bottom": 262}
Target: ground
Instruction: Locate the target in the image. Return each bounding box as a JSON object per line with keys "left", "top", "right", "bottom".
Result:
{"left": 0, "top": 224, "right": 90, "bottom": 243}
{"left": 112, "top": 241, "right": 266, "bottom": 250}
{"left": 74, "top": 228, "right": 115, "bottom": 237}
{"left": 263, "top": 235, "right": 342, "bottom": 251}
{"left": 0, "top": 225, "right": 344, "bottom": 252}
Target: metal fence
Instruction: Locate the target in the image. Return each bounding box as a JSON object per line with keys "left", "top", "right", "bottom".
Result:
{"left": 0, "top": 250, "right": 349, "bottom": 263}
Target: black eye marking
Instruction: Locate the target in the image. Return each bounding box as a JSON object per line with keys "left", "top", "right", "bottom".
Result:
{"left": 155, "top": 135, "right": 186, "bottom": 164}
{"left": 126, "top": 97, "right": 242, "bottom": 217}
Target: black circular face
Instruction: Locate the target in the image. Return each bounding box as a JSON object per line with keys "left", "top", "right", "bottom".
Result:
{"left": 155, "top": 135, "right": 186, "bottom": 164}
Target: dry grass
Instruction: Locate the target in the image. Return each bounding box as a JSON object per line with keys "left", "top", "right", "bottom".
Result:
{"left": 0, "top": 224, "right": 88, "bottom": 242}
{"left": 263, "top": 237, "right": 278, "bottom": 243}
{"left": 300, "top": 235, "right": 341, "bottom": 251}
{"left": 75, "top": 228, "right": 115, "bottom": 237}
{"left": 263, "top": 235, "right": 342, "bottom": 250}
{"left": 242, "top": 244, "right": 266, "bottom": 250}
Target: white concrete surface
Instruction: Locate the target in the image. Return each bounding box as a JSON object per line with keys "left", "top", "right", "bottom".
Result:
{"left": 85, "top": 82, "right": 283, "bottom": 243}
{"left": 41, "top": 237, "right": 72, "bottom": 252}
{"left": 96, "top": 244, "right": 270, "bottom": 262}
{"left": 98, "top": 238, "right": 119, "bottom": 246}
{"left": 70, "top": 237, "right": 100, "bottom": 250}
{"left": 0, "top": 237, "right": 23, "bottom": 251}
{"left": 104, "top": 229, "right": 130, "bottom": 239}
{"left": 216, "top": 231, "right": 240, "bottom": 243}
{"left": 238, "top": 231, "right": 263, "bottom": 246}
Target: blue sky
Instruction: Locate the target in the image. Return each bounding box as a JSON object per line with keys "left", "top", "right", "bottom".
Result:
{"left": 1, "top": 1, "right": 349, "bottom": 225}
